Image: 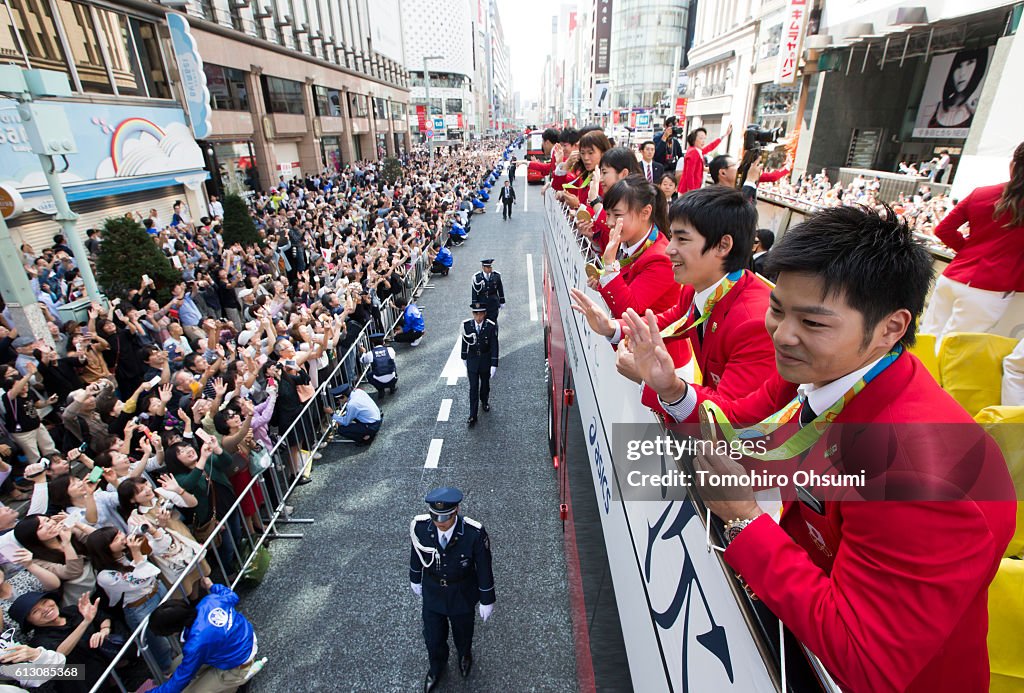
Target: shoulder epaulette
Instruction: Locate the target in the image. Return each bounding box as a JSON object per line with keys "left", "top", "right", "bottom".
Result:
{"left": 463, "top": 516, "right": 482, "bottom": 529}
{"left": 414, "top": 514, "right": 431, "bottom": 522}
{"left": 485, "top": 320, "right": 496, "bottom": 326}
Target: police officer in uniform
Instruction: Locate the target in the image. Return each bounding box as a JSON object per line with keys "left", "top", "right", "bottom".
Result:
{"left": 359, "top": 333, "right": 397, "bottom": 394}
{"left": 461, "top": 302, "right": 499, "bottom": 427}
{"left": 410, "top": 487, "right": 495, "bottom": 692}
{"left": 471, "top": 259, "right": 505, "bottom": 322}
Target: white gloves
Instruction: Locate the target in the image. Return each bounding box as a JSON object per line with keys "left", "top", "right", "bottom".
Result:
{"left": 410, "top": 582, "right": 422, "bottom": 596}
{"left": 490, "top": 366, "right": 497, "bottom": 378}
{"left": 479, "top": 603, "right": 493, "bottom": 621}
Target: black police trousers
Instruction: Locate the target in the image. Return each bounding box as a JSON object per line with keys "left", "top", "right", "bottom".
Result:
{"left": 423, "top": 606, "right": 475, "bottom": 677}
{"left": 467, "top": 363, "right": 490, "bottom": 418}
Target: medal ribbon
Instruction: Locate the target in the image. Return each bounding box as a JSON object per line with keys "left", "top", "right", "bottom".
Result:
{"left": 701, "top": 346, "right": 903, "bottom": 461}
{"left": 660, "top": 270, "right": 744, "bottom": 338}
{"left": 618, "top": 226, "right": 660, "bottom": 270}
{"left": 562, "top": 172, "right": 592, "bottom": 191}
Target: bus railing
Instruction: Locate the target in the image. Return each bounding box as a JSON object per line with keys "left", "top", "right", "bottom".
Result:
{"left": 543, "top": 188, "right": 841, "bottom": 693}
{"left": 89, "top": 252, "right": 432, "bottom": 692}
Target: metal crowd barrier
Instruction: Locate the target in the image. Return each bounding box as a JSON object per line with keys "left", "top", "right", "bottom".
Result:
{"left": 89, "top": 253, "right": 434, "bottom": 692}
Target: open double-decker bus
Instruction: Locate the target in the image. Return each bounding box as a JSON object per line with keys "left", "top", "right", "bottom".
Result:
{"left": 540, "top": 188, "right": 842, "bottom": 693}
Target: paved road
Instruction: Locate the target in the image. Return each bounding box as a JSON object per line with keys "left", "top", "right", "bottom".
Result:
{"left": 244, "top": 154, "right": 579, "bottom": 693}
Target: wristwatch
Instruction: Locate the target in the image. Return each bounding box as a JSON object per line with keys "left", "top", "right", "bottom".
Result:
{"left": 724, "top": 516, "right": 758, "bottom": 544}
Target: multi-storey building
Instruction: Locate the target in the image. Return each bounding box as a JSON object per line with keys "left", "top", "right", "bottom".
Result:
{"left": 0, "top": 0, "right": 409, "bottom": 251}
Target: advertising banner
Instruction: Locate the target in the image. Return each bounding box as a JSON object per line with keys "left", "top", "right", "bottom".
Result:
{"left": 593, "top": 79, "right": 610, "bottom": 113}
{"left": 776, "top": 0, "right": 808, "bottom": 85}
{"left": 593, "top": 0, "right": 613, "bottom": 75}
{"left": 912, "top": 47, "right": 994, "bottom": 139}
{"left": 166, "top": 13, "right": 212, "bottom": 139}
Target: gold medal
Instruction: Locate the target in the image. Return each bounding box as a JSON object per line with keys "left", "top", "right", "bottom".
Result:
{"left": 585, "top": 262, "right": 602, "bottom": 280}
{"left": 698, "top": 403, "right": 718, "bottom": 443}
{"left": 576, "top": 208, "right": 592, "bottom": 223}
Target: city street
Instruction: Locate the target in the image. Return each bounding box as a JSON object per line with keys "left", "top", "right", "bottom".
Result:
{"left": 243, "top": 163, "right": 580, "bottom": 692}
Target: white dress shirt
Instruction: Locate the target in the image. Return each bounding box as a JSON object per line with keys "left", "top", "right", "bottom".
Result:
{"left": 797, "top": 356, "right": 884, "bottom": 419}
{"left": 438, "top": 523, "right": 456, "bottom": 549}
{"left": 599, "top": 229, "right": 653, "bottom": 287}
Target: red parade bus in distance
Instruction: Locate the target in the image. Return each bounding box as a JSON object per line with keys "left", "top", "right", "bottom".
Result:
{"left": 527, "top": 131, "right": 548, "bottom": 184}
{"left": 540, "top": 188, "right": 842, "bottom": 693}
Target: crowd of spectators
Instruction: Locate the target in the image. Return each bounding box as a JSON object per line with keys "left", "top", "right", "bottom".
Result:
{"left": 754, "top": 168, "right": 954, "bottom": 238}
{"left": 0, "top": 139, "right": 509, "bottom": 691}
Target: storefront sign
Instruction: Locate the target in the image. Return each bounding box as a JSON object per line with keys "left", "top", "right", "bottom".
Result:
{"left": 593, "top": 0, "right": 613, "bottom": 75}
{"left": 593, "top": 79, "right": 610, "bottom": 113}
{"left": 416, "top": 105, "right": 427, "bottom": 131}
{"left": 166, "top": 13, "right": 212, "bottom": 139}
{"left": 776, "top": 0, "right": 808, "bottom": 86}
{"left": 675, "top": 98, "right": 688, "bottom": 121}
{"left": 0, "top": 182, "right": 25, "bottom": 220}
{"left": 0, "top": 99, "right": 206, "bottom": 203}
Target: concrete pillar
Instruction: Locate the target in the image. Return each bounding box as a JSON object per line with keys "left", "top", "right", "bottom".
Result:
{"left": 339, "top": 88, "right": 357, "bottom": 165}
{"left": 953, "top": 31, "right": 1023, "bottom": 199}
{"left": 246, "top": 65, "right": 274, "bottom": 191}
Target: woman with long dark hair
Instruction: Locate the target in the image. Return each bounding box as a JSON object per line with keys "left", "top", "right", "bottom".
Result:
{"left": 588, "top": 175, "right": 682, "bottom": 330}
{"left": 13, "top": 515, "right": 96, "bottom": 607}
{"left": 927, "top": 48, "right": 989, "bottom": 129}
{"left": 921, "top": 140, "right": 1024, "bottom": 344}
{"left": 85, "top": 527, "right": 173, "bottom": 671}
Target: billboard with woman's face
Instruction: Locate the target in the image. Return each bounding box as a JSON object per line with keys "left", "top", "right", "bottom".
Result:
{"left": 913, "top": 47, "right": 994, "bottom": 139}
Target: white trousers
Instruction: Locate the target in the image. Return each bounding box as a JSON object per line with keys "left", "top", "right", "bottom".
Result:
{"left": 1003, "top": 337, "right": 1024, "bottom": 406}
{"left": 920, "top": 275, "right": 1014, "bottom": 353}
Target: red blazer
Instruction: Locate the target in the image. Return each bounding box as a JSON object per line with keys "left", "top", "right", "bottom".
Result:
{"left": 527, "top": 160, "right": 554, "bottom": 178}
{"left": 590, "top": 207, "right": 610, "bottom": 256}
{"left": 758, "top": 167, "right": 790, "bottom": 184}
{"left": 935, "top": 183, "right": 1024, "bottom": 292}
{"left": 699, "top": 353, "right": 1015, "bottom": 693}
{"left": 630, "top": 271, "right": 775, "bottom": 413}
{"left": 678, "top": 137, "right": 722, "bottom": 194}
{"left": 599, "top": 234, "right": 687, "bottom": 364}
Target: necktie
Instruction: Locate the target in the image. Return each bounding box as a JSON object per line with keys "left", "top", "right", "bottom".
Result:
{"left": 692, "top": 305, "right": 704, "bottom": 343}
{"left": 440, "top": 533, "right": 448, "bottom": 549}
{"left": 476, "top": 323, "right": 481, "bottom": 334}
{"left": 646, "top": 163, "right": 653, "bottom": 182}
{"left": 799, "top": 399, "right": 817, "bottom": 427}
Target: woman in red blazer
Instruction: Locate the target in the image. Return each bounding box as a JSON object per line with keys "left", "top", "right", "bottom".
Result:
{"left": 576, "top": 146, "right": 642, "bottom": 255}
{"left": 626, "top": 205, "right": 1015, "bottom": 693}
{"left": 921, "top": 141, "right": 1024, "bottom": 342}
{"left": 553, "top": 129, "right": 611, "bottom": 210}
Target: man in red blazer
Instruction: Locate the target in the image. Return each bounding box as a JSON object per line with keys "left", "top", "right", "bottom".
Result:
{"left": 624, "top": 205, "right": 1015, "bottom": 693}
{"left": 678, "top": 123, "right": 732, "bottom": 194}
{"left": 572, "top": 187, "right": 775, "bottom": 414}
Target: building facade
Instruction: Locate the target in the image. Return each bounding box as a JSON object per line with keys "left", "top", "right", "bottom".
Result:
{"left": 0, "top": 0, "right": 410, "bottom": 251}
{"left": 402, "top": 0, "right": 478, "bottom": 139}
{"left": 609, "top": 0, "right": 693, "bottom": 111}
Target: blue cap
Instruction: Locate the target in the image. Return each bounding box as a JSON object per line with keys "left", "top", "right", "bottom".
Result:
{"left": 424, "top": 486, "right": 463, "bottom": 517}
{"left": 470, "top": 301, "right": 487, "bottom": 312}
{"left": 330, "top": 383, "right": 353, "bottom": 398}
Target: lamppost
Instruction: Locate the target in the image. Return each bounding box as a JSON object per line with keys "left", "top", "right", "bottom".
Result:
{"left": 423, "top": 55, "right": 443, "bottom": 170}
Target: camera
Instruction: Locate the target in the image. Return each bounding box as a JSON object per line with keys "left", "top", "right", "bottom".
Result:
{"left": 743, "top": 125, "right": 785, "bottom": 151}
{"left": 671, "top": 126, "right": 684, "bottom": 138}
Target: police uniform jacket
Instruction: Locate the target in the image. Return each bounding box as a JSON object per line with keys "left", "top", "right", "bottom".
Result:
{"left": 409, "top": 515, "right": 496, "bottom": 616}
{"left": 471, "top": 271, "right": 505, "bottom": 308}
{"left": 460, "top": 319, "right": 499, "bottom": 370}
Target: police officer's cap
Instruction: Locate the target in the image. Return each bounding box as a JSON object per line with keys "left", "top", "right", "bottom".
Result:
{"left": 470, "top": 302, "right": 487, "bottom": 312}
{"left": 368, "top": 332, "right": 386, "bottom": 342}
{"left": 329, "top": 383, "right": 353, "bottom": 398}
{"left": 480, "top": 259, "right": 494, "bottom": 267}
{"left": 424, "top": 486, "right": 463, "bottom": 521}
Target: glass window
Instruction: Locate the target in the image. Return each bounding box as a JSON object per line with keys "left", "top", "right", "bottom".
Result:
{"left": 445, "top": 98, "right": 463, "bottom": 114}
{"left": 313, "top": 85, "right": 342, "bottom": 117}
{"left": 205, "top": 63, "right": 249, "bottom": 110}
{"left": 57, "top": 1, "right": 112, "bottom": 93}
{"left": 93, "top": 8, "right": 144, "bottom": 96}
{"left": 429, "top": 98, "right": 441, "bottom": 116}
{"left": 262, "top": 75, "right": 304, "bottom": 115}
{"left": 348, "top": 92, "right": 368, "bottom": 118}
{"left": 130, "top": 18, "right": 171, "bottom": 98}
{"left": 372, "top": 97, "right": 388, "bottom": 120}
{"left": 2, "top": 0, "right": 69, "bottom": 77}
{"left": 390, "top": 101, "right": 406, "bottom": 120}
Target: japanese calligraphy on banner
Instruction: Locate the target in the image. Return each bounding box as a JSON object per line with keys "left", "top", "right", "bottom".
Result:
{"left": 593, "top": 0, "right": 613, "bottom": 75}
{"left": 675, "top": 98, "right": 688, "bottom": 121}
{"left": 776, "top": 0, "right": 808, "bottom": 85}
{"left": 416, "top": 105, "right": 427, "bottom": 130}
